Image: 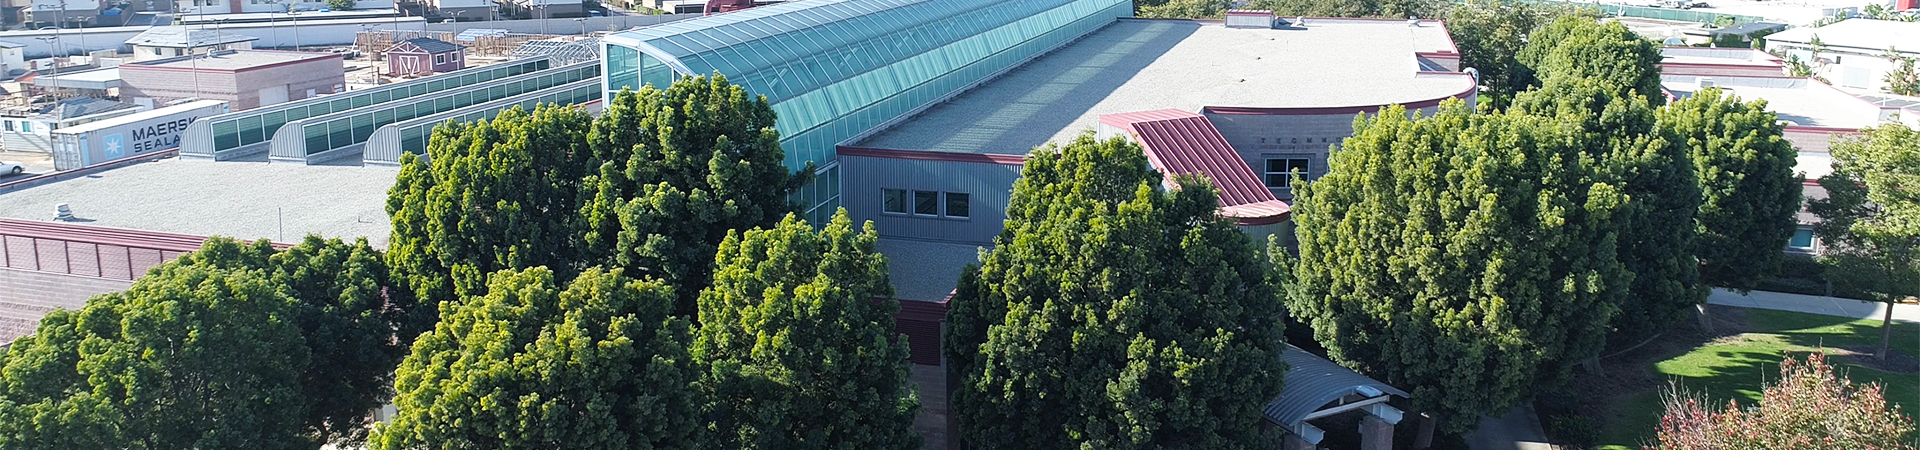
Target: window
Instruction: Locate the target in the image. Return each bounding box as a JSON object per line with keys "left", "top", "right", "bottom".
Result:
{"left": 1265, "top": 158, "right": 1310, "bottom": 188}
{"left": 945, "top": 192, "right": 969, "bottom": 218}
{"left": 21, "top": 121, "right": 31, "bottom": 133}
{"left": 882, "top": 188, "right": 906, "bottom": 214}
{"left": 913, "top": 190, "right": 938, "bottom": 215}
{"left": 3, "top": 121, "right": 12, "bottom": 132}
{"left": 435, "top": 54, "right": 447, "bottom": 64}
{"left": 1789, "top": 228, "right": 1816, "bottom": 250}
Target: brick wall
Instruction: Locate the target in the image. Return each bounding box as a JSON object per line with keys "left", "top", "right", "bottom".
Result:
{"left": 0, "top": 268, "right": 130, "bottom": 344}
{"left": 121, "top": 57, "right": 344, "bottom": 111}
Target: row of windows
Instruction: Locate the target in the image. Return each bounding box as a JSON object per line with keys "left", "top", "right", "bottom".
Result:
{"left": 392, "top": 82, "right": 602, "bottom": 155}
{"left": 206, "top": 58, "right": 552, "bottom": 151}
{"left": 882, "top": 189, "right": 969, "bottom": 219}
{"left": 296, "top": 63, "right": 599, "bottom": 155}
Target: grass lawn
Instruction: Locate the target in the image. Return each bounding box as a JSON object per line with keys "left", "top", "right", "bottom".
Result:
{"left": 1590, "top": 308, "right": 1920, "bottom": 450}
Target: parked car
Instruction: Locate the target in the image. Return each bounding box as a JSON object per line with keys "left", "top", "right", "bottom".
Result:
{"left": 0, "top": 161, "right": 25, "bottom": 176}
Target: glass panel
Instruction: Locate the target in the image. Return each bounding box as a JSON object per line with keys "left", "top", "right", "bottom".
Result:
{"left": 883, "top": 189, "right": 905, "bottom": 213}
{"left": 1790, "top": 229, "right": 1815, "bottom": 248}
{"left": 913, "top": 190, "right": 937, "bottom": 215}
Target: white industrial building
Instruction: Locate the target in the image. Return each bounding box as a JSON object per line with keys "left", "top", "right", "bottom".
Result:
{"left": 1764, "top": 19, "right": 1920, "bottom": 94}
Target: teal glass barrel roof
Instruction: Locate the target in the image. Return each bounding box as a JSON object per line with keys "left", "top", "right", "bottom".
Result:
{"left": 602, "top": 0, "right": 1131, "bottom": 222}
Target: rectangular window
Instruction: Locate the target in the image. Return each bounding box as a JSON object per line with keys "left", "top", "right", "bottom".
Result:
{"left": 1789, "top": 228, "right": 1815, "bottom": 250}
{"left": 913, "top": 190, "right": 938, "bottom": 216}
{"left": 435, "top": 54, "right": 447, "bottom": 65}
{"left": 21, "top": 121, "right": 30, "bottom": 133}
{"left": 882, "top": 188, "right": 906, "bottom": 214}
{"left": 1265, "top": 158, "right": 1310, "bottom": 188}
{"left": 945, "top": 192, "right": 969, "bottom": 218}
{"left": 3, "top": 121, "right": 12, "bottom": 132}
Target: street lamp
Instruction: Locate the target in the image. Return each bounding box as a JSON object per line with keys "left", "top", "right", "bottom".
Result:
{"left": 572, "top": 17, "right": 585, "bottom": 35}
{"left": 212, "top": 17, "right": 228, "bottom": 54}
{"left": 288, "top": 9, "right": 302, "bottom": 51}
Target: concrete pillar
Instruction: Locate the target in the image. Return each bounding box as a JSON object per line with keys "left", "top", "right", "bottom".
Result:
{"left": 1284, "top": 433, "right": 1316, "bottom": 450}
{"left": 1360, "top": 415, "right": 1395, "bottom": 450}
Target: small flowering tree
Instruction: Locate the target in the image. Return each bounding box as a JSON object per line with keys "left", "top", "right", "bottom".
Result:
{"left": 1648, "top": 352, "right": 1917, "bottom": 450}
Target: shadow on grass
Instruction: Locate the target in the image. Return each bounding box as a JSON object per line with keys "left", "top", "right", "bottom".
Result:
{"left": 1578, "top": 307, "right": 1920, "bottom": 450}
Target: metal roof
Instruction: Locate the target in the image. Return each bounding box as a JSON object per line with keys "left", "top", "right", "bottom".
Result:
{"left": 1099, "top": 109, "right": 1289, "bottom": 221}
{"left": 603, "top": 0, "right": 1096, "bottom": 102}
{"left": 1264, "top": 345, "right": 1410, "bottom": 427}
{"left": 1708, "top": 22, "right": 1785, "bottom": 36}
{"left": 1765, "top": 19, "right": 1920, "bottom": 53}
{"left": 30, "top": 97, "right": 140, "bottom": 121}
{"left": 454, "top": 28, "right": 509, "bottom": 42}
{"left": 510, "top": 38, "right": 600, "bottom": 65}
{"left": 124, "top": 25, "right": 261, "bottom": 48}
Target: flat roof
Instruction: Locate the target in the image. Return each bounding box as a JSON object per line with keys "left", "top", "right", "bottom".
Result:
{"left": 1660, "top": 47, "right": 1782, "bottom": 67}
{"left": 857, "top": 19, "right": 1471, "bottom": 155}
{"left": 876, "top": 238, "right": 981, "bottom": 302}
{"left": 125, "top": 50, "right": 338, "bottom": 71}
{"left": 1765, "top": 19, "right": 1920, "bottom": 53}
{"left": 1662, "top": 75, "right": 1884, "bottom": 129}
{"left": 0, "top": 158, "right": 396, "bottom": 247}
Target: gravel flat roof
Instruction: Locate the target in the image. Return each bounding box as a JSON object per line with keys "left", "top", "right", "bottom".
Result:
{"left": 856, "top": 18, "right": 1470, "bottom": 155}
{"left": 877, "top": 238, "right": 983, "bottom": 302}
{"left": 0, "top": 158, "right": 396, "bottom": 247}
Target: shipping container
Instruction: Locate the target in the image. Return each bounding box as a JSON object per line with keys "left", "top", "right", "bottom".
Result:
{"left": 50, "top": 100, "right": 229, "bottom": 171}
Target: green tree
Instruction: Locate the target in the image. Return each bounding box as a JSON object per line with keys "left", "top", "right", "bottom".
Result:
{"left": 0, "top": 262, "right": 312, "bottom": 449}
{"left": 1883, "top": 47, "right": 1920, "bottom": 96}
{"left": 386, "top": 105, "right": 597, "bottom": 304}
{"left": 1656, "top": 88, "right": 1801, "bottom": 292}
{"left": 169, "top": 236, "right": 428, "bottom": 445}
{"left": 1289, "top": 101, "right": 1629, "bottom": 433}
{"left": 1245, "top": 0, "right": 1445, "bottom": 20}
{"left": 1137, "top": 0, "right": 1230, "bottom": 19}
{"left": 579, "top": 76, "right": 808, "bottom": 315}
{"left": 693, "top": 211, "right": 919, "bottom": 449}
{"left": 1517, "top": 17, "right": 1663, "bottom": 103}
{"left": 1444, "top": 0, "right": 1587, "bottom": 108}
{"left": 371, "top": 267, "right": 703, "bottom": 449}
{"left": 944, "top": 132, "right": 1287, "bottom": 449}
{"left": 1513, "top": 78, "right": 1705, "bottom": 337}
{"left": 1809, "top": 123, "right": 1920, "bottom": 360}
{"left": 1648, "top": 352, "right": 1917, "bottom": 450}
{"left": 324, "top": 0, "right": 352, "bottom": 10}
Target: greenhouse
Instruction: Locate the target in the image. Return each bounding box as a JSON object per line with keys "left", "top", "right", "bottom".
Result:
{"left": 600, "top": 0, "right": 1131, "bottom": 223}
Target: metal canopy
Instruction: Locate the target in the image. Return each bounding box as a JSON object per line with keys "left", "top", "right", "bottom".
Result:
{"left": 1264, "top": 345, "right": 1411, "bottom": 427}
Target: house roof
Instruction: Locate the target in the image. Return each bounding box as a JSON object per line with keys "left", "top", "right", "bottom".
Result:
{"left": 393, "top": 37, "right": 460, "bottom": 54}
{"left": 1099, "top": 109, "right": 1289, "bottom": 223}
{"left": 30, "top": 97, "right": 140, "bottom": 121}
{"left": 1265, "top": 345, "right": 1411, "bottom": 427}
{"left": 1764, "top": 19, "right": 1920, "bottom": 53}
{"left": 124, "top": 26, "right": 260, "bottom": 49}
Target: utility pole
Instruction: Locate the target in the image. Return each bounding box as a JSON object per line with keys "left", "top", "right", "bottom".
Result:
{"left": 572, "top": 16, "right": 584, "bottom": 35}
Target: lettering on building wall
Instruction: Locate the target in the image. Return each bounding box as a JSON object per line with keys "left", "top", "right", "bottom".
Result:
{"left": 1252, "top": 136, "right": 1337, "bottom": 152}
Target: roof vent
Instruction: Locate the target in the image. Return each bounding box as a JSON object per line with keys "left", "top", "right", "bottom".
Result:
{"left": 1407, "top": 16, "right": 1420, "bottom": 27}
{"left": 1296, "top": 16, "right": 1306, "bottom": 26}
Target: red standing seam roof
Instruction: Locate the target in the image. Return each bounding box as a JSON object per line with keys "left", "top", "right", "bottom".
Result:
{"left": 1098, "top": 109, "right": 1291, "bottom": 224}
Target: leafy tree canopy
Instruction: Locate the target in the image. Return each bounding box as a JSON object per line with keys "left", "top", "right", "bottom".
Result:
{"left": 1518, "top": 16, "right": 1663, "bottom": 104}
{"left": 372, "top": 267, "right": 703, "bottom": 449}
{"left": 1657, "top": 88, "right": 1800, "bottom": 292}
{"left": 1809, "top": 123, "right": 1920, "bottom": 360}
{"left": 1289, "top": 101, "right": 1629, "bottom": 433}
{"left": 0, "top": 261, "right": 312, "bottom": 449}
{"left": 945, "top": 132, "right": 1287, "bottom": 449}
{"left": 694, "top": 211, "right": 919, "bottom": 450}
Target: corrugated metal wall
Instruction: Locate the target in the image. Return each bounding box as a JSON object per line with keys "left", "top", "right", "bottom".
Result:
{"left": 839, "top": 153, "right": 1023, "bottom": 245}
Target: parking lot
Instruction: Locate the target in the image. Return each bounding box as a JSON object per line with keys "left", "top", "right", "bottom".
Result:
{"left": 0, "top": 152, "right": 54, "bottom": 180}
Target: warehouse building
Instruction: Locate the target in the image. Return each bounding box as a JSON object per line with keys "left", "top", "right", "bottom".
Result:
{"left": 1764, "top": 19, "right": 1920, "bottom": 93}
{"left": 600, "top": 4, "right": 1470, "bottom": 447}
{"left": 119, "top": 50, "right": 344, "bottom": 111}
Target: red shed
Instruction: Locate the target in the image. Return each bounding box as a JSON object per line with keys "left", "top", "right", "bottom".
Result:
{"left": 385, "top": 38, "right": 466, "bottom": 77}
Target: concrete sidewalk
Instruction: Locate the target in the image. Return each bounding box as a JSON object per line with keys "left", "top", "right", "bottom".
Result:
{"left": 1708, "top": 288, "right": 1920, "bottom": 324}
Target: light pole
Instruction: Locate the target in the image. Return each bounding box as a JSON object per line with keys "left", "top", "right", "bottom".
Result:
{"left": 212, "top": 17, "right": 228, "bottom": 53}
{"left": 288, "top": 9, "right": 302, "bottom": 51}
{"left": 537, "top": 3, "right": 547, "bottom": 35}
{"left": 571, "top": 17, "right": 584, "bottom": 35}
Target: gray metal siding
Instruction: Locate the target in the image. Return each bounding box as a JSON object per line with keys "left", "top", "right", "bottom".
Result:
{"left": 841, "top": 154, "right": 1022, "bottom": 246}
{"left": 266, "top": 118, "right": 311, "bottom": 164}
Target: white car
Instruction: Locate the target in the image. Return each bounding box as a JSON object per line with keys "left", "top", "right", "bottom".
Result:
{"left": 0, "top": 161, "right": 24, "bottom": 176}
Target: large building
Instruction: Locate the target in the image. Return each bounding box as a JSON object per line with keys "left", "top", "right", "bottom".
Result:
{"left": 1764, "top": 19, "right": 1920, "bottom": 93}
{"left": 119, "top": 50, "right": 344, "bottom": 111}
{"left": 601, "top": 4, "right": 1471, "bottom": 448}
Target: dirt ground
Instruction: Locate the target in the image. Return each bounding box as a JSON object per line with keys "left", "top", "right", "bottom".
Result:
{"left": 0, "top": 150, "right": 55, "bottom": 178}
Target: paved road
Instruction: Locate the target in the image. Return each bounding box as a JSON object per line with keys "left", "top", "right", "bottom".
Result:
{"left": 1708, "top": 288, "right": 1920, "bottom": 324}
